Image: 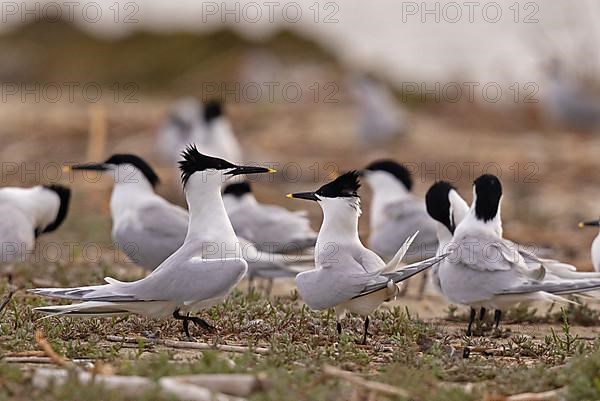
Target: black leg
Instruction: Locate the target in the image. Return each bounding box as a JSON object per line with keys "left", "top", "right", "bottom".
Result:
{"left": 337, "top": 321, "right": 342, "bottom": 335}
{"left": 417, "top": 271, "right": 428, "bottom": 299}
{"left": 173, "top": 309, "right": 215, "bottom": 336}
{"left": 466, "top": 307, "right": 476, "bottom": 336}
{"left": 183, "top": 315, "right": 191, "bottom": 338}
{"left": 494, "top": 309, "right": 502, "bottom": 329}
{"left": 173, "top": 309, "right": 191, "bottom": 338}
{"left": 361, "top": 316, "right": 370, "bottom": 345}
{"left": 189, "top": 316, "right": 216, "bottom": 332}
{"left": 479, "top": 307, "right": 487, "bottom": 321}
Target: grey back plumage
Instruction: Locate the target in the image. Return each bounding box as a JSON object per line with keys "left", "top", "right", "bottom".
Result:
{"left": 369, "top": 197, "right": 438, "bottom": 261}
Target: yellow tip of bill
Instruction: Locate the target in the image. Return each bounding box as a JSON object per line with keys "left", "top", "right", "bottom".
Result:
{"left": 578, "top": 222, "right": 585, "bottom": 228}
{"left": 286, "top": 193, "right": 293, "bottom": 198}
{"left": 268, "top": 168, "right": 277, "bottom": 173}
{"left": 62, "top": 165, "right": 71, "bottom": 173}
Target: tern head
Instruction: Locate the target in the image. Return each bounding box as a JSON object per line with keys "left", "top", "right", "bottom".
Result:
{"left": 37, "top": 184, "right": 71, "bottom": 236}
{"left": 361, "top": 159, "right": 412, "bottom": 193}
{"left": 203, "top": 99, "right": 224, "bottom": 124}
{"left": 287, "top": 171, "right": 361, "bottom": 214}
{"left": 70, "top": 154, "right": 160, "bottom": 187}
{"left": 473, "top": 174, "right": 502, "bottom": 222}
{"left": 179, "top": 144, "right": 274, "bottom": 189}
{"left": 425, "top": 181, "right": 469, "bottom": 236}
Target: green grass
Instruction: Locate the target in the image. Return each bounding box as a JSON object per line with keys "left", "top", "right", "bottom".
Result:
{"left": 3, "top": 263, "right": 600, "bottom": 401}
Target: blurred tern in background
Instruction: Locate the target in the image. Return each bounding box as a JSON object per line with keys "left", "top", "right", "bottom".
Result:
{"left": 198, "top": 100, "right": 243, "bottom": 164}
{"left": 350, "top": 74, "right": 407, "bottom": 144}
{"left": 578, "top": 218, "right": 600, "bottom": 272}
{"left": 287, "top": 171, "right": 447, "bottom": 344}
{"left": 157, "top": 97, "right": 205, "bottom": 164}
{"left": 361, "top": 160, "right": 438, "bottom": 297}
{"left": 30, "top": 147, "right": 275, "bottom": 337}
{"left": 541, "top": 59, "right": 600, "bottom": 131}
{"left": 223, "top": 181, "right": 317, "bottom": 253}
{"left": 0, "top": 185, "right": 71, "bottom": 264}
{"left": 157, "top": 99, "right": 242, "bottom": 166}
{"left": 431, "top": 174, "right": 600, "bottom": 335}
{"left": 65, "top": 153, "right": 306, "bottom": 287}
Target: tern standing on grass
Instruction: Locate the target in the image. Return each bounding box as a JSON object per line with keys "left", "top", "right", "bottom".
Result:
{"left": 287, "top": 171, "right": 446, "bottom": 344}
{"left": 430, "top": 175, "right": 600, "bottom": 335}
{"left": 65, "top": 153, "right": 304, "bottom": 285}
{"left": 30, "top": 146, "right": 274, "bottom": 338}
{"left": 361, "top": 160, "right": 438, "bottom": 297}
{"left": 0, "top": 185, "right": 70, "bottom": 264}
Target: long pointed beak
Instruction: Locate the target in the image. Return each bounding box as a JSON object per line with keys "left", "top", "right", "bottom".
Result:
{"left": 286, "top": 192, "right": 318, "bottom": 201}
{"left": 579, "top": 220, "right": 600, "bottom": 228}
{"left": 226, "top": 166, "right": 276, "bottom": 176}
{"left": 69, "top": 163, "right": 110, "bottom": 171}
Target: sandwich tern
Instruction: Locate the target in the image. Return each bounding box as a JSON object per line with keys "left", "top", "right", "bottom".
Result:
{"left": 157, "top": 99, "right": 242, "bottom": 166}
{"left": 362, "top": 160, "right": 438, "bottom": 297}
{"left": 223, "top": 181, "right": 317, "bottom": 253}
{"left": 157, "top": 97, "right": 205, "bottom": 164}
{"left": 350, "top": 74, "right": 407, "bottom": 144}
{"left": 0, "top": 184, "right": 70, "bottom": 264}
{"left": 287, "top": 171, "right": 446, "bottom": 344}
{"left": 66, "top": 153, "right": 305, "bottom": 286}
{"left": 431, "top": 175, "right": 600, "bottom": 335}
{"left": 30, "top": 146, "right": 274, "bottom": 337}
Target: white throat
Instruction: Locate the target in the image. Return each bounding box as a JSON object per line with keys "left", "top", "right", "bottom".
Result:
{"left": 109, "top": 168, "right": 157, "bottom": 221}
{"left": 184, "top": 173, "right": 240, "bottom": 258}
{"left": 317, "top": 197, "right": 362, "bottom": 247}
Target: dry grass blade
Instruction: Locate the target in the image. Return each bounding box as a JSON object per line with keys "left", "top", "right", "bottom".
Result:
{"left": 0, "top": 288, "right": 15, "bottom": 314}
{"left": 105, "top": 336, "right": 269, "bottom": 355}
{"left": 34, "top": 330, "right": 71, "bottom": 368}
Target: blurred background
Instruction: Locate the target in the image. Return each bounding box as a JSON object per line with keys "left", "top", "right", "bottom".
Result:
{"left": 2, "top": 0, "right": 600, "bottom": 287}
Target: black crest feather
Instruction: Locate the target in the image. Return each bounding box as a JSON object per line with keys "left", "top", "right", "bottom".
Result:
{"left": 204, "top": 99, "right": 223, "bottom": 123}
{"left": 474, "top": 174, "right": 502, "bottom": 222}
{"left": 178, "top": 144, "right": 235, "bottom": 186}
{"left": 365, "top": 160, "right": 413, "bottom": 191}
{"left": 39, "top": 184, "right": 71, "bottom": 236}
{"left": 104, "top": 154, "right": 160, "bottom": 187}
{"left": 223, "top": 181, "right": 252, "bottom": 197}
{"left": 425, "top": 181, "right": 456, "bottom": 233}
{"left": 317, "top": 171, "right": 361, "bottom": 198}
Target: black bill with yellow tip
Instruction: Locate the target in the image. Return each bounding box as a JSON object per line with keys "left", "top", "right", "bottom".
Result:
{"left": 226, "top": 166, "right": 276, "bottom": 176}
{"left": 579, "top": 219, "right": 600, "bottom": 228}
{"left": 287, "top": 192, "right": 319, "bottom": 201}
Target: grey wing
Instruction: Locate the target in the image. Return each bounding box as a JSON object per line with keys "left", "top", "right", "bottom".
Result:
{"left": 369, "top": 199, "right": 438, "bottom": 260}
{"left": 56, "top": 257, "right": 248, "bottom": 303}
{"left": 358, "top": 254, "right": 449, "bottom": 297}
{"left": 295, "top": 255, "right": 384, "bottom": 310}
{"left": 114, "top": 202, "right": 187, "bottom": 270}
{"left": 231, "top": 204, "right": 316, "bottom": 251}
{"left": 355, "top": 247, "right": 386, "bottom": 273}
{"left": 455, "top": 233, "right": 534, "bottom": 274}
{"left": 500, "top": 279, "right": 600, "bottom": 296}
